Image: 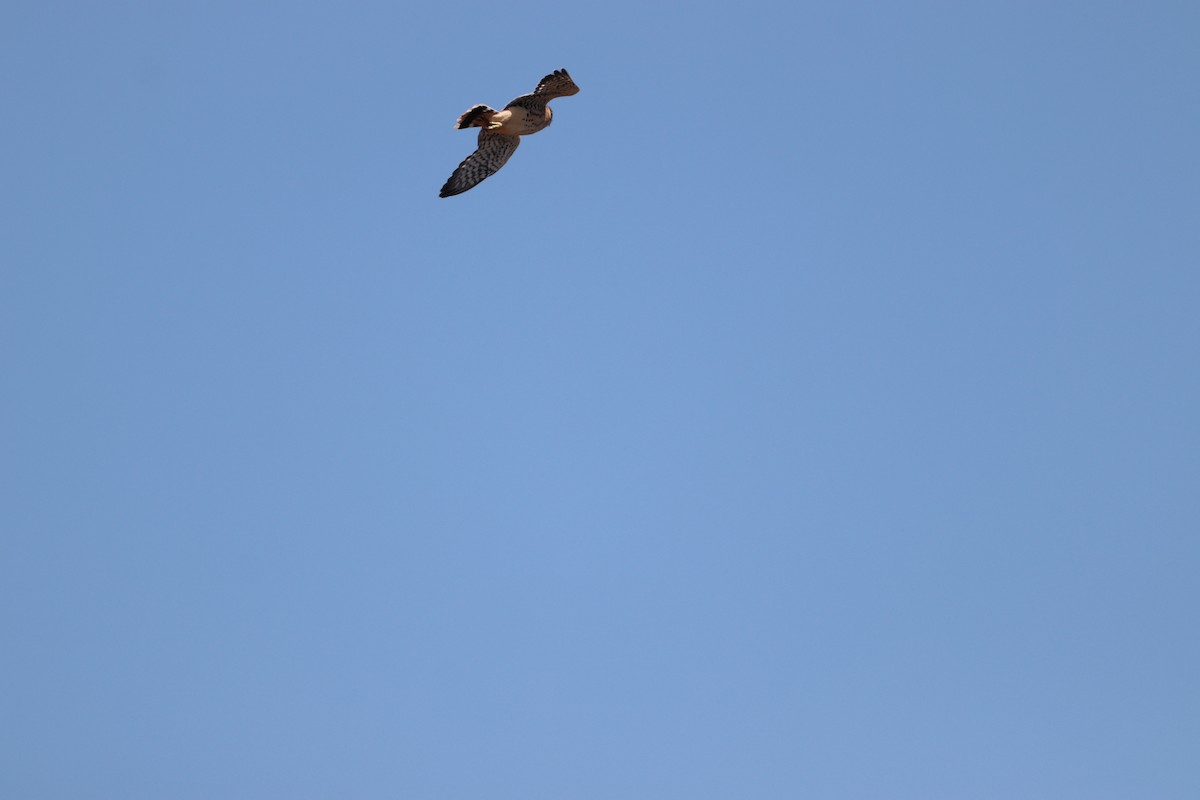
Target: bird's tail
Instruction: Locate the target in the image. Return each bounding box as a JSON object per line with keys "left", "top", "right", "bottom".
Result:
{"left": 455, "top": 104, "right": 495, "bottom": 129}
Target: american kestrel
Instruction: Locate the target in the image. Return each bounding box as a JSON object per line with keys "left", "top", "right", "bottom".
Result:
{"left": 439, "top": 69, "right": 580, "bottom": 198}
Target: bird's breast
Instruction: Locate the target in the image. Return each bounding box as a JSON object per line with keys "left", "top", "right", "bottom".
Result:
{"left": 490, "top": 105, "right": 551, "bottom": 136}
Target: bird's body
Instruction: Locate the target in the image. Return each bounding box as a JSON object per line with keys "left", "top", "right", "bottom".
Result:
{"left": 474, "top": 101, "right": 553, "bottom": 137}
{"left": 439, "top": 69, "right": 579, "bottom": 198}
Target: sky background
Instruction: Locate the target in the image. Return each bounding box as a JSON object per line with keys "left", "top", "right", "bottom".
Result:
{"left": 2, "top": 1, "right": 1198, "bottom": 797}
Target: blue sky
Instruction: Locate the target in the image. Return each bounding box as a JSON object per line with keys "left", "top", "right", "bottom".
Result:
{"left": 2, "top": 1, "right": 1198, "bottom": 797}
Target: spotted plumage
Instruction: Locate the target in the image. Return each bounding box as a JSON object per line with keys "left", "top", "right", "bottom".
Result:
{"left": 439, "top": 69, "right": 579, "bottom": 198}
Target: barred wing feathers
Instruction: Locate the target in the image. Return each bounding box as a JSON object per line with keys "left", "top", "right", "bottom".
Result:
{"left": 438, "top": 131, "right": 521, "bottom": 198}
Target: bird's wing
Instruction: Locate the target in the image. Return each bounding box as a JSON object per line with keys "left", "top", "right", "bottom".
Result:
{"left": 532, "top": 68, "right": 579, "bottom": 98}
{"left": 438, "top": 131, "right": 521, "bottom": 198}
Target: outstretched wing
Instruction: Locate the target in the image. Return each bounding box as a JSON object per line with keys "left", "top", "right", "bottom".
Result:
{"left": 438, "top": 131, "right": 521, "bottom": 198}
{"left": 532, "top": 68, "right": 579, "bottom": 98}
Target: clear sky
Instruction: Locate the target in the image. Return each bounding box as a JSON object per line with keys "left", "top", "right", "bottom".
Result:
{"left": 2, "top": 1, "right": 1198, "bottom": 797}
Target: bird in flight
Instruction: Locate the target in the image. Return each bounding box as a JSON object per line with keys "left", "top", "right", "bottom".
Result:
{"left": 439, "top": 69, "right": 580, "bottom": 198}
